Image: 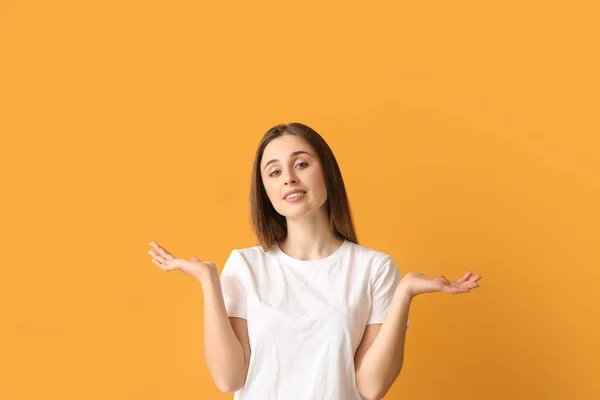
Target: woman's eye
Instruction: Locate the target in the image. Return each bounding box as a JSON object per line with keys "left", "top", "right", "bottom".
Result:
{"left": 269, "top": 162, "right": 308, "bottom": 177}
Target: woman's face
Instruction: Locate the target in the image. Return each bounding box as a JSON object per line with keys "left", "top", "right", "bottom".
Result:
{"left": 260, "top": 134, "right": 328, "bottom": 218}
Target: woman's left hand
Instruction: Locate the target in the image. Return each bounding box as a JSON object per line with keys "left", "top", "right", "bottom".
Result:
{"left": 399, "top": 271, "right": 482, "bottom": 297}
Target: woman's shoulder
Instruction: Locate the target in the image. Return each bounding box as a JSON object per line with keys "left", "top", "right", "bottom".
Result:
{"left": 225, "top": 243, "right": 276, "bottom": 266}
{"left": 346, "top": 240, "right": 394, "bottom": 264}
{"left": 232, "top": 243, "right": 273, "bottom": 256}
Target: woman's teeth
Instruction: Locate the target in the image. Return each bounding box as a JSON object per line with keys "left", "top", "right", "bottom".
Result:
{"left": 286, "top": 192, "right": 306, "bottom": 199}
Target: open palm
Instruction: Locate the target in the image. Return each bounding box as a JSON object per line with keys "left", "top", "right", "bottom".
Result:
{"left": 400, "top": 271, "right": 482, "bottom": 297}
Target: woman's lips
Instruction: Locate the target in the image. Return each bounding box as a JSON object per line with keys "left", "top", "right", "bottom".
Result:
{"left": 284, "top": 192, "right": 307, "bottom": 202}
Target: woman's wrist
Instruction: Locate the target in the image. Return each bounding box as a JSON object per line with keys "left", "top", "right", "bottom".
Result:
{"left": 198, "top": 269, "right": 220, "bottom": 287}
{"left": 395, "top": 280, "right": 416, "bottom": 301}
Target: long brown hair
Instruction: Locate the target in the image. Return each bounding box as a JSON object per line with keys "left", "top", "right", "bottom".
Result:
{"left": 249, "top": 122, "right": 358, "bottom": 251}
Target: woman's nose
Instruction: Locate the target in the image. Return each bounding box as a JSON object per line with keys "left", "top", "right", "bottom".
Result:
{"left": 283, "top": 171, "right": 298, "bottom": 185}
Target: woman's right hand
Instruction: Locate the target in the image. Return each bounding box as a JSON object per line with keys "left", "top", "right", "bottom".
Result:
{"left": 148, "top": 241, "right": 218, "bottom": 281}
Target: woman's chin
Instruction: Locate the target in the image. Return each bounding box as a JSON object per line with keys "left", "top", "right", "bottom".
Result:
{"left": 280, "top": 206, "right": 323, "bottom": 220}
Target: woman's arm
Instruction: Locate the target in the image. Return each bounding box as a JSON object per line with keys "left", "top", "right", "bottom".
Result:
{"left": 355, "top": 285, "right": 412, "bottom": 400}
{"left": 200, "top": 272, "right": 250, "bottom": 393}
{"left": 355, "top": 271, "right": 482, "bottom": 399}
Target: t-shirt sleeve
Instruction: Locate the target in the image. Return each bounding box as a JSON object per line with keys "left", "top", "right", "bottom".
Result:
{"left": 219, "top": 249, "right": 247, "bottom": 319}
{"left": 366, "top": 256, "right": 410, "bottom": 330}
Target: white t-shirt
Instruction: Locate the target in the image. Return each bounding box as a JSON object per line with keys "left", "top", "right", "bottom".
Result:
{"left": 219, "top": 239, "right": 409, "bottom": 400}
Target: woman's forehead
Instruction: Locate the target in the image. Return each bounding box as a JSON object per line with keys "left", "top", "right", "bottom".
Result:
{"left": 262, "top": 136, "right": 314, "bottom": 164}
{"left": 265, "top": 135, "right": 308, "bottom": 152}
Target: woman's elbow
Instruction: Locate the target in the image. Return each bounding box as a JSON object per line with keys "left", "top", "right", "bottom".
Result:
{"left": 208, "top": 358, "right": 248, "bottom": 393}
{"left": 357, "top": 372, "right": 399, "bottom": 400}
{"left": 359, "top": 389, "right": 386, "bottom": 400}
{"left": 214, "top": 377, "right": 244, "bottom": 394}
{"left": 357, "top": 381, "right": 387, "bottom": 400}
{"left": 212, "top": 369, "right": 246, "bottom": 394}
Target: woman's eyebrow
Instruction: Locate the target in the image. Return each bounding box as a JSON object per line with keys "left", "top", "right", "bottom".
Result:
{"left": 263, "top": 150, "right": 313, "bottom": 171}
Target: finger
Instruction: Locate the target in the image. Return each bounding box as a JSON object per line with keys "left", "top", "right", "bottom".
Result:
{"left": 455, "top": 271, "right": 473, "bottom": 284}
{"left": 149, "top": 242, "right": 168, "bottom": 256}
{"left": 149, "top": 242, "right": 175, "bottom": 260}
{"left": 151, "top": 259, "right": 168, "bottom": 270}
{"left": 449, "top": 281, "right": 475, "bottom": 293}
{"left": 459, "top": 281, "right": 479, "bottom": 289}
{"left": 148, "top": 250, "right": 167, "bottom": 264}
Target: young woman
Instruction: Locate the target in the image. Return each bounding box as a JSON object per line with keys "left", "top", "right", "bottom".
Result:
{"left": 148, "top": 122, "right": 482, "bottom": 400}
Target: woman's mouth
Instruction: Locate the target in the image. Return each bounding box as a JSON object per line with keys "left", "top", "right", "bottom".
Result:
{"left": 284, "top": 191, "right": 307, "bottom": 202}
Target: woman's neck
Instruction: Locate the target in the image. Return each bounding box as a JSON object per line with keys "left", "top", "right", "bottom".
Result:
{"left": 278, "top": 227, "right": 344, "bottom": 261}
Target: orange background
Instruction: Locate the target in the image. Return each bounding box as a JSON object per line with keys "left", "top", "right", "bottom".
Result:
{"left": 1, "top": 1, "right": 598, "bottom": 399}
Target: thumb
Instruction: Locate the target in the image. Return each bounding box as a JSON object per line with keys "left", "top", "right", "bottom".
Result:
{"left": 190, "top": 256, "right": 200, "bottom": 262}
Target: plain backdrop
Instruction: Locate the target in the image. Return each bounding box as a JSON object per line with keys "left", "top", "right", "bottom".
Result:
{"left": 1, "top": 1, "right": 598, "bottom": 399}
